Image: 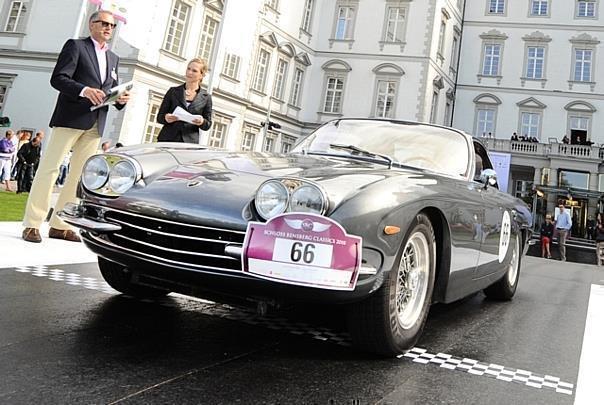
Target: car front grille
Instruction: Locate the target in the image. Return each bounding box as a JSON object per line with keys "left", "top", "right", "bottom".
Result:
{"left": 95, "top": 206, "right": 245, "bottom": 272}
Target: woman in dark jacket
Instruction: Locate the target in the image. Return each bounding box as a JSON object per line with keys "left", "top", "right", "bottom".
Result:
{"left": 157, "top": 58, "right": 212, "bottom": 143}
{"left": 596, "top": 213, "right": 604, "bottom": 266}
{"left": 540, "top": 214, "right": 554, "bottom": 259}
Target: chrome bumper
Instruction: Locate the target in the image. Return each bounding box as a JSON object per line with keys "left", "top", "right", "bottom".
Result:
{"left": 58, "top": 202, "right": 121, "bottom": 233}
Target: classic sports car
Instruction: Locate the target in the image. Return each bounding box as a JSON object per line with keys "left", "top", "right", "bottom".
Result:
{"left": 60, "top": 119, "right": 532, "bottom": 356}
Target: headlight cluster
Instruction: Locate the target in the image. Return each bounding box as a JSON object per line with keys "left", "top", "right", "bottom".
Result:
{"left": 82, "top": 155, "right": 141, "bottom": 196}
{"left": 254, "top": 179, "right": 328, "bottom": 220}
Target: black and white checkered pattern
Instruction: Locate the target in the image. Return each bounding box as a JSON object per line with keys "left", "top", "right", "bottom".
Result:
{"left": 13, "top": 265, "right": 575, "bottom": 396}
{"left": 400, "top": 347, "right": 574, "bottom": 395}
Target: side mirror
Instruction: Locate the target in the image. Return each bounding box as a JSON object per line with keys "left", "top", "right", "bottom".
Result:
{"left": 479, "top": 168, "right": 498, "bottom": 189}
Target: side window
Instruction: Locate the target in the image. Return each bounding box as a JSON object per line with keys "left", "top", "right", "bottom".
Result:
{"left": 473, "top": 141, "right": 493, "bottom": 181}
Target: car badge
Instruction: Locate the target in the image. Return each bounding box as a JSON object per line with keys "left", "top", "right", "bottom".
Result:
{"left": 284, "top": 218, "right": 332, "bottom": 233}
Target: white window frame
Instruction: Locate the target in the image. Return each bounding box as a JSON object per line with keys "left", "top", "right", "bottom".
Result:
{"left": 383, "top": 6, "right": 407, "bottom": 43}
{"left": 374, "top": 80, "right": 397, "bottom": 118}
{"left": 262, "top": 133, "right": 276, "bottom": 152}
{"left": 0, "top": 84, "right": 6, "bottom": 113}
{"left": 335, "top": 6, "right": 354, "bottom": 40}
{"left": 221, "top": 53, "right": 241, "bottom": 81}
{"left": 289, "top": 67, "right": 305, "bottom": 107}
{"left": 4, "top": 0, "right": 28, "bottom": 32}
{"left": 241, "top": 124, "right": 259, "bottom": 151}
{"left": 487, "top": 0, "right": 506, "bottom": 14}
{"left": 525, "top": 46, "right": 545, "bottom": 79}
{"left": 281, "top": 135, "right": 296, "bottom": 154}
{"left": 266, "top": 0, "right": 279, "bottom": 11}
{"left": 272, "top": 58, "right": 289, "bottom": 100}
{"left": 565, "top": 101, "right": 596, "bottom": 141}
{"left": 519, "top": 111, "right": 542, "bottom": 140}
{"left": 482, "top": 43, "right": 502, "bottom": 76}
{"left": 576, "top": 0, "right": 597, "bottom": 18}
{"left": 476, "top": 108, "right": 496, "bottom": 137}
{"left": 208, "top": 114, "right": 230, "bottom": 148}
{"left": 163, "top": 0, "right": 191, "bottom": 56}
{"left": 529, "top": 0, "right": 549, "bottom": 16}
{"left": 198, "top": 14, "right": 220, "bottom": 63}
{"left": 323, "top": 76, "right": 345, "bottom": 113}
{"left": 429, "top": 90, "right": 440, "bottom": 124}
{"left": 301, "top": 0, "right": 314, "bottom": 32}
{"left": 144, "top": 95, "right": 163, "bottom": 143}
{"left": 573, "top": 48, "right": 593, "bottom": 82}
{"left": 251, "top": 48, "right": 272, "bottom": 93}
{"left": 473, "top": 94, "right": 501, "bottom": 137}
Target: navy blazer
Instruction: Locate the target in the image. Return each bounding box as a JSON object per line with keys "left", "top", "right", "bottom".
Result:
{"left": 49, "top": 37, "right": 124, "bottom": 135}
{"left": 156, "top": 84, "right": 213, "bottom": 144}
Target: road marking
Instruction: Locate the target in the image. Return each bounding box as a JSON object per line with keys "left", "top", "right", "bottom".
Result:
{"left": 574, "top": 284, "right": 604, "bottom": 404}
{"left": 13, "top": 264, "right": 575, "bottom": 396}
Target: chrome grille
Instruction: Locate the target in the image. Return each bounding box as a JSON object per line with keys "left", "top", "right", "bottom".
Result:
{"left": 99, "top": 207, "right": 245, "bottom": 272}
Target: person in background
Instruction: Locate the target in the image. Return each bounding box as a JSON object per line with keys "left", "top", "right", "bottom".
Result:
{"left": 586, "top": 215, "right": 596, "bottom": 240}
{"left": 55, "top": 150, "right": 71, "bottom": 187}
{"left": 101, "top": 140, "right": 111, "bottom": 152}
{"left": 555, "top": 203, "right": 572, "bottom": 262}
{"left": 11, "top": 131, "right": 31, "bottom": 181}
{"left": 157, "top": 57, "right": 213, "bottom": 144}
{"left": 115, "top": 142, "right": 123, "bottom": 148}
{"left": 540, "top": 214, "right": 554, "bottom": 259}
{"left": 0, "top": 129, "right": 16, "bottom": 191}
{"left": 562, "top": 135, "right": 570, "bottom": 144}
{"left": 511, "top": 132, "right": 519, "bottom": 141}
{"left": 21, "top": 10, "right": 129, "bottom": 243}
{"left": 17, "top": 135, "right": 42, "bottom": 193}
{"left": 596, "top": 213, "right": 604, "bottom": 266}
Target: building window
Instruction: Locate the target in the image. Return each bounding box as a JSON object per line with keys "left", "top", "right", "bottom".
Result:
{"left": 450, "top": 34, "right": 460, "bottom": 70}
{"left": 482, "top": 44, "right": 501, "bottom": 76}
{"left": 263, "top": 134, "right": 276, "bottom": 152}
{"left": 0, "top": 84, "right": 6, "bottom": 113}
{"left": 281, "top": 135, "right": 296, "bottom": 153}
{"left": 576, "top": 0, "right": 597, "bottom": 17}
{"left": 437, "top": 20, "right": 447, "bottom": 57}
{"left": 374, "top": 80, "right": 397, "bottom": 118}
{"left": 273, "top": 58, "right": 289, "bottom": 100}
{"left": 559, "top": 170, "right": 589, "bottom": 190}
{"left": 384, "top": 6, "right": 406, "bottom": 42}
{"left": 241, "top": 125, "right": 258, "bottom": 151}
{"left": 488, "top": 0, "right": 505, "bottom": 14}
{"left": 520, "top": 112, "right": 541, "bottom": 139}
{"left": 144, "top": 98, "right": 163, "bottom": 143}
{"left": 163, "top": 1, "right": 190, "bottom": 55}
{"left": 530, "top": 0, "right": 548, "bottom": 15}
{"left": 323, "top": 77, "right": 345, "bottom": 113}
{"left": 222, "top": 53, "right": 241, "bottom": 80}
{"left": 430, "top": 90, "right": 440, "bottom": 124}
{"left": 444, "top": 98, "right": 453, "bottom": 126}
{"left": 252, "top": 49, "right": 271, "bottom": 93}
{"left": 289, "top": 68, "right": 305, "bottom": 107}
{"left": 526, "top": 46, "right": 545, "bottom": 79}
{"left": 476, "top": 109, "right": 496, "bottom": 136}
{"left": 266, "top": 0, "right": 279, "bottom": 11}
{"left": 208, "top": 115, "right": 230, "bottom": 148}
{"left": 4, "top": 0, "right": 28, "bottom": 32}
{"left": 574, "top": 49, "right": 593, "bottom": 82}
{"left": 301, "top": 0, "right": 314, "bottom": 32}
{"left": 335, "top": 6, "right": 355, "bottom": 40}
{"left": 198, "top": 15, "right": 219, "bottom": 63}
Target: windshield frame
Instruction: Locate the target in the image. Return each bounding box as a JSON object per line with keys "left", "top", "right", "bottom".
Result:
{"left": 292, "top": 118, "right": 473, "bottom": 179}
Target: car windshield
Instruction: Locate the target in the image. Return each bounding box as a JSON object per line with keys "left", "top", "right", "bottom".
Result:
{"left": 292, "top": 120, "right": 470, "bottom": 178}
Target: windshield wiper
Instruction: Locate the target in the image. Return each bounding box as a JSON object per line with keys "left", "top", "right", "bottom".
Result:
{"left": 329, "top": 143, "right": 393, "bottom": 169}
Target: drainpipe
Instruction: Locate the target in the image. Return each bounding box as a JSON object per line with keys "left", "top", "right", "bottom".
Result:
{"left": 205, "top": 0, "right": 229, "bottom": 96}
{"left": 449, "top": 0, "right": 467, "bottom": 127}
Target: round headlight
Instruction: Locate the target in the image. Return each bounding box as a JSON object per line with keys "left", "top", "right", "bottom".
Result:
{"left": 290, "top": 184, "right": 326, "bottom": 214}
{"left": 108, "top": 160, "right": 137, "bottom": 194}
{"left": 255, "top": 180, "right": 289, "bottom": 220}
{"left": 82, "top": 156, "right": 109, "bottom": 190}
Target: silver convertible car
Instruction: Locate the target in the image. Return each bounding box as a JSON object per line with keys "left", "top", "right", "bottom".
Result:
{"left": 60, "top": 119, "right": 532, "bottom": 356}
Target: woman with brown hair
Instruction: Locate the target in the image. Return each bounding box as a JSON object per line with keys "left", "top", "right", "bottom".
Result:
{"left": 157, "top": 58, "right": 213, "bottom": 144}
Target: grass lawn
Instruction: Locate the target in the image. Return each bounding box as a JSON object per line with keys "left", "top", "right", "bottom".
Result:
{"left": 0, "top": 190, "right": 28, "bottom": 221}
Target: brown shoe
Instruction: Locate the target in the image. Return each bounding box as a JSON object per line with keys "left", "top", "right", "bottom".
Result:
{"left": 22, "top": 228, "right": 42, "bottom": 243}
{"left": 48, "top": 227, "right": 81, "bottom": 242}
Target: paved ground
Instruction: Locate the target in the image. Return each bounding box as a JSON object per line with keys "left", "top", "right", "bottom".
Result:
{"left": 0, "top": 221, "right": 602, "bottom": 404}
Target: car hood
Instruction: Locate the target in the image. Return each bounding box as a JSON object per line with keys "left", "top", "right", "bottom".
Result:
{"left": 106, "top": 151, "right": 435, "bottom": 229}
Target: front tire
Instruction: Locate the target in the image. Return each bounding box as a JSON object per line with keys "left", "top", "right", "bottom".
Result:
{"left": 98, "top": 257, "right": 170, "bottom": 298}
{"left": 347, "top": 213, "right": 436, "bottom": 356}
{"left": 483, "top": 234, "right": 520, "bottom": 300}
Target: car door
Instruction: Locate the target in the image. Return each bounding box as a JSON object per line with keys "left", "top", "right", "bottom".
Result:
{"left": 473, "top": 141, "right": 508, "bottom": 278}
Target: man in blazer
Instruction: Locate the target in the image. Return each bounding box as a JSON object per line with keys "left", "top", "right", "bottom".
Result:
{"left": 22, "top": 10, "right": 130, "bottom": 243}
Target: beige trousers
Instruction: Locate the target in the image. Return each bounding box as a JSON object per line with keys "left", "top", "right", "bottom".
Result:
{"left": 22, "top": 125, "right": 101, "bottom": 230}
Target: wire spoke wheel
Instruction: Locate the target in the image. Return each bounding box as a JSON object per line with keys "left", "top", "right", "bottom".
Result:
{"left": 507, "top": 237, "right": 519, "bottom": 286}
{"left": 395, "top": 231, "right": 430, "bottom": 329}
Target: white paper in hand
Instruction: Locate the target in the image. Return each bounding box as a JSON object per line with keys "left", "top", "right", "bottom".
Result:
{"left": 173, "top": 106, "right": 203, "bottom": 125}
{"left": 90, "top": 81, "right": 133, "bottom": 111}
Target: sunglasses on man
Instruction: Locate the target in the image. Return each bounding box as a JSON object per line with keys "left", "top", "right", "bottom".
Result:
{"left": 93, "top": 20, "right": 117, "bottom": 29}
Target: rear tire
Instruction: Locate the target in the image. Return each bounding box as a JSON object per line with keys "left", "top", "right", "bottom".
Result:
{"left": 483, "top": 235, "right": 520, "bottom": 300}
{"left": 98, "top": 257, "right": 170, "bottom": 298}
{"left": 347, "top": 213, "right": 436, "bottom": 356}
